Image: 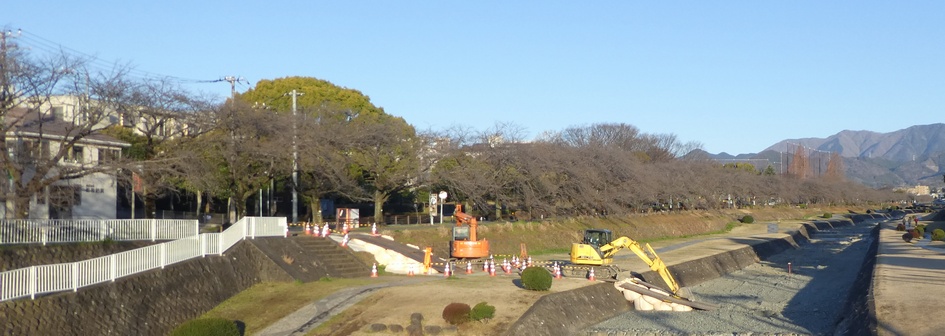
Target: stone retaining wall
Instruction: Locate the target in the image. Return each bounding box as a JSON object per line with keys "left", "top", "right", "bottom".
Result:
{"left": 0, "top": 239, "right": 294, "bottom": 336}
{"left": 0, "top": 241, "right": 155, "bottom": 271}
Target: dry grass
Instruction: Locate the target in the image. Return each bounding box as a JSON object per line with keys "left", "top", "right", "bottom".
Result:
{"left": 282, "top": 254, "right": 295, "bottom": 265}
{"left": 199, "top": 278, "right": 402, "bottom": 335}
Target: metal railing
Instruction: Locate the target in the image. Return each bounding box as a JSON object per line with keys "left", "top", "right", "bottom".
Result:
{"left": 0, "top": 216, "right": 287, "bottom": 302}
{"left": 0, "top": 219, "right": 200, "bottom": 245}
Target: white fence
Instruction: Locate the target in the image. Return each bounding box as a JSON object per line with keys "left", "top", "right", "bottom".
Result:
{"left": 0, "top": 219, "right": 200, "bottom": 245}
{"left": 0, "top": 216, "right": 287, "bottom": 302}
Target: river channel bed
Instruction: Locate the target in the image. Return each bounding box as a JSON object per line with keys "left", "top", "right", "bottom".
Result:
{"left": 585, "top": 223, "right": 877, "bottom": 336}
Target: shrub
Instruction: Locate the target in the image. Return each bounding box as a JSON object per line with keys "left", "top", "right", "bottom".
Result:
{"left": 442, "top": 302, "right": 471, "bottom": 325}
{"left": 170, "top": 318, "right": 240, "bottom": 336}
{"left": 917, "top": 225, "right": 926, "bottom": 237}
{"left": 520, "top": 266, "right": 552, "bottom": 291}
{"left": 821, "top": 213, "right": 832, "bottom": 219}
{"left": 740, "top": 215, "right": 754, "bottom": 224}
{"left": 470, "top": 302, "right": 496, "bottom": 321}
{"left": 933, "top": 229, "right": 945, "bottom": 241}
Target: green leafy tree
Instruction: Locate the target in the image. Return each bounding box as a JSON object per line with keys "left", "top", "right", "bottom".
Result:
{"left": 238, "top": 77, "right": 418, "bottom": 222}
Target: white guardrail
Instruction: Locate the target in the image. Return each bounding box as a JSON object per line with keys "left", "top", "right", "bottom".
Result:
{"left": 0, "top": 216, "right": 287, "bottom": 302}
{"left": 0, "top": 219, "right": 200, "bottom": 245}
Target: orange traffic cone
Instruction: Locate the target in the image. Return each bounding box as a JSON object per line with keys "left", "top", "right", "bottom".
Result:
{"left": 554, "top": 262, "right": 562, "bottom": 279}
{"left": 444, "top": 263, "right": 451, "bottom": 278}
{"left": 371, "top": 223, "right": 378, "bottom": 236}
{"left": 588, "top": 267, "right": 596, "bottom": 281}
{"left": 466, "top": 261, "right": 473, "bottom": 274}
{"left": 371, "top": 263, "right": 378, "bottom": 278}
{"left": 340, "top": 233, "right": 349, "bottom": 247}
{"left": 489, "top": 261, "right": 496, "bottom": 276}
{"left": 407, "top": 264, "right": 415, "bottom": 276}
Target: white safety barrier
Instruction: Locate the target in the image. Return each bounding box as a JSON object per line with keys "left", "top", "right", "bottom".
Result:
{"left": 614, "top": 278, "right": 693, "bottom": 312}
{"left": 0, "top": 216, "right": 286, "bottom": 302}
{"left": 0, "top": 219, "right": 199, "bottom": 245}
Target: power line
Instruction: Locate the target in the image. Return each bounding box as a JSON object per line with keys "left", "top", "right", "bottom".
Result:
{"left": 14, "top": 29, "right": 227, "bottom": 85}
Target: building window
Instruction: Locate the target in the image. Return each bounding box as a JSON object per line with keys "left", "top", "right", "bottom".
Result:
{"left": 65, "top": 146, "right": 84, "bottom": 163}
{"left": 98, "top": 148, "right": 120, "bottom": 163}
{"left": 19, "top": 140, "right": 50, "bottom": 163}
{"left": 51, "top": 106, "right": 64, "bottom": 119}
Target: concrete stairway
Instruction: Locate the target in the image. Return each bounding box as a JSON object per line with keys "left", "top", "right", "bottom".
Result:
{"left": 293, "top": 237, "right": 368, "bottom": 278}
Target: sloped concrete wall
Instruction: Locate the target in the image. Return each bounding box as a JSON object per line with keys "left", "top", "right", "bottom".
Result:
{"left": 508, "top": 219, "right": 855, "bottom": 336}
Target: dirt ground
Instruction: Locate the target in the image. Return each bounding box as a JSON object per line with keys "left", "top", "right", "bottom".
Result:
{"left": 314, "top": 273, "right": 595, "bottom": 335}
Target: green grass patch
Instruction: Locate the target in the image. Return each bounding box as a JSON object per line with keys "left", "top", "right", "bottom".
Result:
{"left": 199, "top": 278, "right": 399, "bottom": 335}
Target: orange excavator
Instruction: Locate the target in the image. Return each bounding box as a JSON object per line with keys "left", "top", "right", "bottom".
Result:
{"left": 450, "top": 204, "right": 490, "bottom": 259}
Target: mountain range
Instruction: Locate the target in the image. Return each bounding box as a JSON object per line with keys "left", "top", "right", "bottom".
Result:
{"left": 696, "top": 123, "right": 945, "bottom": 189}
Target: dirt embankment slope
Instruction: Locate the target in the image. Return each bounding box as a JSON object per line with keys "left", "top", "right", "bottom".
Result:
{"left": 381, "top": 207, "right": 845, "bottom": 258}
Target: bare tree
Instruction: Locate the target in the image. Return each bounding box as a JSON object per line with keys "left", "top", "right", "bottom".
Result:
{"left": 102, "top": 78, "right": 214, "bottom": 218}
{"left": 176, "top": 99, "right": 289, "bottom": 222}
{"left": 0, "top": 44, "right": 131, "bottom": 218}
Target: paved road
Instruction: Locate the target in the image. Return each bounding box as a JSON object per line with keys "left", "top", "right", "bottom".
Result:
{"left": 872, "top": 218, "right": 945, "bottom": 336}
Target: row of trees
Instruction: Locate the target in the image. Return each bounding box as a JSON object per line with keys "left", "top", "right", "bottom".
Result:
{"left": 0, "top": 45, "right": 899, "bottom": 221}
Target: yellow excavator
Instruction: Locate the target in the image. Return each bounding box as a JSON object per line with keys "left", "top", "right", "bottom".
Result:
{"left": 570, "top": 228, "right": 680, "bottom": 294}
{"left": 569, "top": 228, "right": 718, "bottom": 311}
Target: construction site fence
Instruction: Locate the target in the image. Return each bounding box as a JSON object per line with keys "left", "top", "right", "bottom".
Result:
{"left": 0, "top": 219, "right": 201, "bottom": 245}
{"left": 0, "top": 216, "right": 287, "bottom": 302}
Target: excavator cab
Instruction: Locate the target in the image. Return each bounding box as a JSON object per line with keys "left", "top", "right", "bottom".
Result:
{"left": 582, "top": 229, "right": 613, "bottom": 248}
{"left": 450, "top": 204, "right": 490, "bottom": 259}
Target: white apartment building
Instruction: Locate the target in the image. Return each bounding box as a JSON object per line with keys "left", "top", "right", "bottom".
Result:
{"left": 3, "top": 98, "right": 130, "bottom": 219}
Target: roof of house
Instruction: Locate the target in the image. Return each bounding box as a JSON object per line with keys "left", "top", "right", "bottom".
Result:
{"left": 5, "top": 107, "right": 130, "bottom": 148}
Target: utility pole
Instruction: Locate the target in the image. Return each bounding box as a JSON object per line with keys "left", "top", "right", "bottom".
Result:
{"left": 223, "top": 76, "right": 244, "bottom": 98}
{"left": 287, "top": 89, "right": 303, "bottom": 225}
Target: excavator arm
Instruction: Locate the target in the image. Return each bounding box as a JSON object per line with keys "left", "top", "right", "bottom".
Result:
{"left": 600, "top": 237, "right": 680, "bottom": 294}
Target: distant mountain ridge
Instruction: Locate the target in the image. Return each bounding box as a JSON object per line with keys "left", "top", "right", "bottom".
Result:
{"left": 764, "top": 123, "right": 945, "bottom": 161}
{"left": 697, "top": 123, "right": 945, "bottom": 188}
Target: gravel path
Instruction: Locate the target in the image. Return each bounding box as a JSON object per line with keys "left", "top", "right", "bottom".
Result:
{"left": 586, "top": 222, "right": 878, "bottom": 336}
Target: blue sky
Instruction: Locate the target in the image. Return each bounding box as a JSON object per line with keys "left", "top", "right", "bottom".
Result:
{"left": 5, "top": 2, "right": 944, "bottom": 154}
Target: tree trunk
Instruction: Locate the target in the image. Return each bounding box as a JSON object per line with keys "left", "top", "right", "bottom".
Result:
{"left": 495, "top": 200, "right": 501, "bottom": 220}
{"left": 195, "top": 190, "right": 202, "bottom": 220}
{"left": 13, "top": 195, "right": 30, "bottom": 219}
{"left": 227, "top": 197, "right": 235, "bottom": 224}
{"left": 373, "top": 190, "right": 388, "bottom": 224}
{"left": 144, "top": 194, "right": 157, "bottom": 219}
{"left": 309, "top": 199, "right": 321, "bottom": 222}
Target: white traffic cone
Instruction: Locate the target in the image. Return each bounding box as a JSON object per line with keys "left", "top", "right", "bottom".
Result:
{"left": 371, "top": 223, "right": 378, "bottom": 236}
{"left": 554, "top": 262, "right": 562, "bottom": 279}
{"left": 371, "top": 263, "right": 378, "bottom": 278}
{"left": 341, "top": 233, "right": 349, "bottom": 247}
{"left": 466, "top": 261, "right": 473, "bottom": 274}
{"left": 588, "top": 267, "right": 596, "bottom": 281}
{"left": 408, "top": 264, "right": 415, "bottom": 277}
{"left": 444, "top": 263, "right": 451, "bottom": 278}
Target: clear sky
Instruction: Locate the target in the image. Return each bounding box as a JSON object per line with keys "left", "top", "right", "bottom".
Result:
{"left": 5, "top": 2, "right": 944, "bottom": 154}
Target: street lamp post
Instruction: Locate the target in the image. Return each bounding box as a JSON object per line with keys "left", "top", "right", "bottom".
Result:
{"left": 438, "top": 191, "right": 447, "bottom": 224}
{"left": 429, "top": 195, "right": 436, "bottom": 225}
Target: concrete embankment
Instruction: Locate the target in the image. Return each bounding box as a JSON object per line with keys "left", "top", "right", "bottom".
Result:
{"left": 506, "top": 218, "right": 861, "bottom": 336}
